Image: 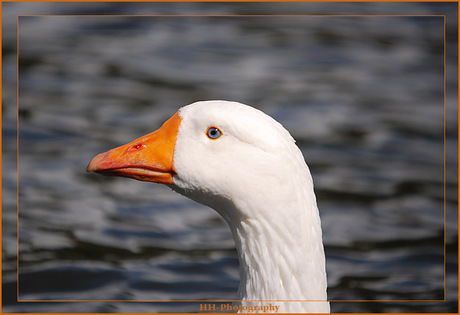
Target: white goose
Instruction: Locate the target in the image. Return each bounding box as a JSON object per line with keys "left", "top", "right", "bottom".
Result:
{"left": 87, "top": 100, "right": 329, "bottom": 313}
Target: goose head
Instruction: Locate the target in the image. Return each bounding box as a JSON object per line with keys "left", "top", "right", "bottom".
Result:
{"left": 87, "top": 100, "right": 329, "bottom": 313}
{"left": 88, "top": 101, "right": 302, "bottom": 221}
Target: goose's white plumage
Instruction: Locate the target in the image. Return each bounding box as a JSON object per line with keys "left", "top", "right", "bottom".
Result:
{"left": 87, "top": 100, "right": 329, "bottom": 313}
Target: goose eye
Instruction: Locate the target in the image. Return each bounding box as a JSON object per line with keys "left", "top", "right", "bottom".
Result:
{"left": 206, "top": 127, "right": 222, "bottom": 140}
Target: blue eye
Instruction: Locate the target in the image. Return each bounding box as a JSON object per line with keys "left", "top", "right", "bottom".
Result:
{"left": 206, "top": 127, "right": 222, "bottom": 140}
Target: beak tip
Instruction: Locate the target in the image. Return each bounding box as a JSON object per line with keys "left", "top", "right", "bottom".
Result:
{"left": 86, "top": 160, "right": 96, "bottom": 173}
{"left": 86, "top": 152, "right": 107, "bottom": 173}
{"left": 86, "top": 164, "right": 94, "bottom": 173}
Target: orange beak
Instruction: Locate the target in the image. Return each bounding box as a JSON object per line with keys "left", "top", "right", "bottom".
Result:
{"left": 86, "top": 112, "right": 181, "bottom": 185}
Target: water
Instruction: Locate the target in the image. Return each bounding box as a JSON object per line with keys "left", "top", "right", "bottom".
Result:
{"left": 3, "top": 2, "right": 457, "bottom": 313}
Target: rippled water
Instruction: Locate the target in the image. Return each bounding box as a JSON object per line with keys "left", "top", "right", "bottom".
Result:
{"left": 3, "top": 2, "right": 458, "bottom": 313}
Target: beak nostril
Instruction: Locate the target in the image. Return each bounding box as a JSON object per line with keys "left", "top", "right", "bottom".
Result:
{"left": 128, "top": 143, "right": 146, "bottom": 152}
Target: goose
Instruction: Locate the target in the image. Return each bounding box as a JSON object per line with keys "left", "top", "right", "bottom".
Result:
{"left": 87, "top": 100, "right": 329, "bottom": 313}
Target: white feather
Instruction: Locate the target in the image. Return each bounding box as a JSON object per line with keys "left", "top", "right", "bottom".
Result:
{"left": 171, "top": 101, "right": 329, "bottom": 313}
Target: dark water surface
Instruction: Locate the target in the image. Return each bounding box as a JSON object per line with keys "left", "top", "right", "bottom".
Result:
{"left": 3, "top": 2, "right": 458, "bottom": 313}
